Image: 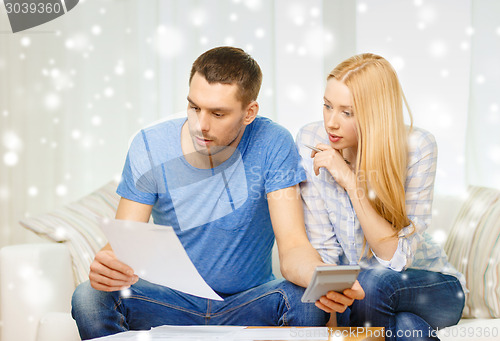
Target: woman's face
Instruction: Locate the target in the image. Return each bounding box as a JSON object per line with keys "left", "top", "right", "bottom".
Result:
{"left": 323, "top": 78, "right": 358, "bottom": 151}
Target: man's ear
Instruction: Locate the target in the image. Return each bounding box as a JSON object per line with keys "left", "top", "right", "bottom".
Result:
{"left": 243, "top": 101, "right": 259, "bottom": 126}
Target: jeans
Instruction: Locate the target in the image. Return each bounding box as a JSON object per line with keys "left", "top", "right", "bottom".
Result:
{"left": 337, "top": 268, "right": 465, "bottom": 341}
{"left": 71, "top": 278, "right": 329, "bottom": 340}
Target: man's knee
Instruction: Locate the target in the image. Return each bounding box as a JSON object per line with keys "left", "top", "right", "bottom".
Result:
{"left": 71, "top": 281, "right": 93, "bottom": 316}
{"left": 71, "top": 281, "right": 127, "bottom": 340}
{"left": 275, "top": 280, "right": 328, "bottom": 326}
{"left": 71, "top": 281, "right": 117, "bottom": 319}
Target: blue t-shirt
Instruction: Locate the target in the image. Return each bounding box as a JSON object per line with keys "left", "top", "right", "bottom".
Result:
{"left": 117, "top": 116, "right": 306, "bottom": 294}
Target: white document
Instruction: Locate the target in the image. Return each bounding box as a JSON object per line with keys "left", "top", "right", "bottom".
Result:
{"left": 90, "top": 330, "right": 151, "bottom": 340}
{"left": 90, "top": 326, "right": 329, "bottom": 341}
{"left": 232, "top": 327, "right": 329, "bottom": 340}
{"left": 151, "top": 325, "right": 245, "bottom": 339}
{"left": 100, "top": 218, "right": 223, "bottom": 301}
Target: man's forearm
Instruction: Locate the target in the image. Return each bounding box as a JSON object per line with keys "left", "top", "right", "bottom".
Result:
{"left": 101, "top": 243, "right": 112, "bottom": 251}
{"left": 279, "top": 243, "right": 325, "bottom": 288}
{"left": 267, "top": 186, "right": 327, "bottom": 288}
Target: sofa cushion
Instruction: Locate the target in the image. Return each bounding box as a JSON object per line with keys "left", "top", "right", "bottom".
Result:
{"left": 444, "top": 186, "right": 500, "bottom": 318}
{"left": 19, "top": 181, "right": 119, "bottom": 285}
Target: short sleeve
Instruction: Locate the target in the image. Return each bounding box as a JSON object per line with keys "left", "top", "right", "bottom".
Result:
{"left": 116, "top": 130, "right": 159, "bottom": 205}
{"left": 263, "top": 126, "right": 306, "bottom": 194}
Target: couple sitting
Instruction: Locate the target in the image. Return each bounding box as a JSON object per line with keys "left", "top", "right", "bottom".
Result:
{"left": 72, "top": 46, "right": 465, "bottom": 341}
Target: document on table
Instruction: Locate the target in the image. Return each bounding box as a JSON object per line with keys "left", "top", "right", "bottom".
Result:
{"left": 150, "top": 326, "right": 329, "bottom": 340}
{"left": 151, "top": 325, "right": 246, "bottom": 338}
{"left": 91, "top": 326, "right": 329, "bottom": 340}
{"left": 232, "top": 327, "right": 329, "bottom": 340}
{"left": 100, "top": 218, "right": 223, "bottom": 301}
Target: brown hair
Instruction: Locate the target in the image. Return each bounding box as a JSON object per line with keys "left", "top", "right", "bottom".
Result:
{"left": 189, "top": 46, "right": 263, "bottom": 107}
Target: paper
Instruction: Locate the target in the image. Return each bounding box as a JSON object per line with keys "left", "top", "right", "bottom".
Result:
{"left": 232, "top": 327, "right": 329, "bottom": 340}
{"left": 151, "top": 325, "right": 245, "bottom": 339}
{"left": 90, "top": 330, "right": 151, "bottom": 340}
{"left": 90, "top": 327, "right": 329, "bottom": 341}
{"left": 100, "top": 218, "right": 223, "bottom": 301}
{"left": 149, "top": 326, "right": 329, "bottom": 340}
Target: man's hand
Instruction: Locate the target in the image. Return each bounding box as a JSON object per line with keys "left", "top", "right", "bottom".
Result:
{"left": 89, "top": 248, "right": 138, "bottom": 292}
{"left": 88, "top": 197, "right": 152, "bottom": 292}
{"left": 315, "top": 280, "right": 365, "bottom": 313}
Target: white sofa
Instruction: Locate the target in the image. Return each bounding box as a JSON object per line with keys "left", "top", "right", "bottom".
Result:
{"left": 0, "top": 244, "right": 80, "bottom": 341}
{"left": 1, "top": 182, "right": 499, "bottom": 341}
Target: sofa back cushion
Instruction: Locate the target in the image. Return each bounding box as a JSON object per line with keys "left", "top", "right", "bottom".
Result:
{"left": 444, "top": 186, "right": 500, "bottom": 318}
{"left": 20, "top": 181, "right": 118, "bottom": 285}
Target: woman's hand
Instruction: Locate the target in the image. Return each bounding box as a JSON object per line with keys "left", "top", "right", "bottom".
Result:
{"left": 311, "top": 143, "right": 355, "bottom": 189}
{"left": 315, "top": 280, "right": 365, "bottom": 314}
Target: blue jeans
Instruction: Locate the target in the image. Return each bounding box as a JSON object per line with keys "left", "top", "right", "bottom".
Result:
{"left": 337, "top": 268, "right": 465, "bottom": 341}
{"left": 71, "top": 278, "right": 328, "bottom": 340}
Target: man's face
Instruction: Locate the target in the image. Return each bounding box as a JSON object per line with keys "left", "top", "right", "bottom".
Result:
{"left": 186, "top": 72, "right": 248, "bottom": 157}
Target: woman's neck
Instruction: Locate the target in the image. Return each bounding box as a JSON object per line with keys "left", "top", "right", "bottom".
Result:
{"left": 343, "top": 147, "right": 357, "bottom": 167}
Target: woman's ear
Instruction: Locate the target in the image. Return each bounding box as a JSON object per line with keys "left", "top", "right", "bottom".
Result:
{"left": 243, "top": 101, "right": 259, "bottom": 126}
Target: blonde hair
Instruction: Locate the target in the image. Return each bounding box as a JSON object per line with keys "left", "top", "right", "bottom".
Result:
{"left": 328, "top": 53, "right": 413, "bottom": 238}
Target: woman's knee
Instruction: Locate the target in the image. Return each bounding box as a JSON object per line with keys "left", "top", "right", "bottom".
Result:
{"left": 395, "top": 312, "right": 437, "bottom": 340}
{"left": 356, "top": 268, "right": 401, "bottom": 298}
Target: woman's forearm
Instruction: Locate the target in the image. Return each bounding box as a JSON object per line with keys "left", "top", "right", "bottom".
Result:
{"left": 345, "top": 180, "right": 398, "bottom": 261}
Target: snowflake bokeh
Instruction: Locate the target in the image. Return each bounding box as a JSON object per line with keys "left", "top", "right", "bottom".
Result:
{"left": 488, "top": 145, "right": 500, "bottom": 165}
{"left": 0, "top": 6, "right": 498, "bottom": 328}
{"left": 154, "top": 25, "right": 184, "bottom": 59}
{"left": 91, "top": 25, "right": 102, "bottom": 35}
{"left": 144, "top": 70, "right": 155, "bottom": 80}
{"left": 44, "top": 93, "right": 61, "bottom": 110}
{"left": 428, "top": 40, "right": 448, "bottom": 58}
{"left": 0, "top": 186, "right": 10, "bottom": 201}
{"left": 56, "top": 185, "right": 68, "bottom": 197}
{"left": 3, "top": 152, "right": 19, "bottom": 167}
{"left": 27, "top": 186, "right": 38, "bottom": 197}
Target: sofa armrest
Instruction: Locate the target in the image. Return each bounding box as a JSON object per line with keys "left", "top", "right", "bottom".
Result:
{"left": 0, "top": 243, "right": 76, "bottom": 341}
{"left": 429, "top": 194, "right": 464, "bottom": 237}
{"left": 36, "top": 312, "right": 80, "bottom": 341}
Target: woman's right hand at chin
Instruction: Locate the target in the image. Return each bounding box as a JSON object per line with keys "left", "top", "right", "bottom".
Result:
{"left": 311, "top": 143, "right": 356, "bottom": 189}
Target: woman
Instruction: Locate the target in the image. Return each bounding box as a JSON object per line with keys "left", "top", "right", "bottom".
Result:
{"left": 296, "top": 53, "right": 465, "bottom": 340}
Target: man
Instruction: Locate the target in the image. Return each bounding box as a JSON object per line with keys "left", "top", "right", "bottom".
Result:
{"left": 71, "top": 46, "right": 364, "bottom": 340}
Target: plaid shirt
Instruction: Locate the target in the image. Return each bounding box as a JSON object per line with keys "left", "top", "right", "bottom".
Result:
{"left": 297, "top": 121, "right": 465, "bottom": 290}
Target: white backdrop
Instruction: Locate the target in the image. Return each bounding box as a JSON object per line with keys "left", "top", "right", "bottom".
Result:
{"left": 1, "top": 0, "right": 499, "bottom": 246}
